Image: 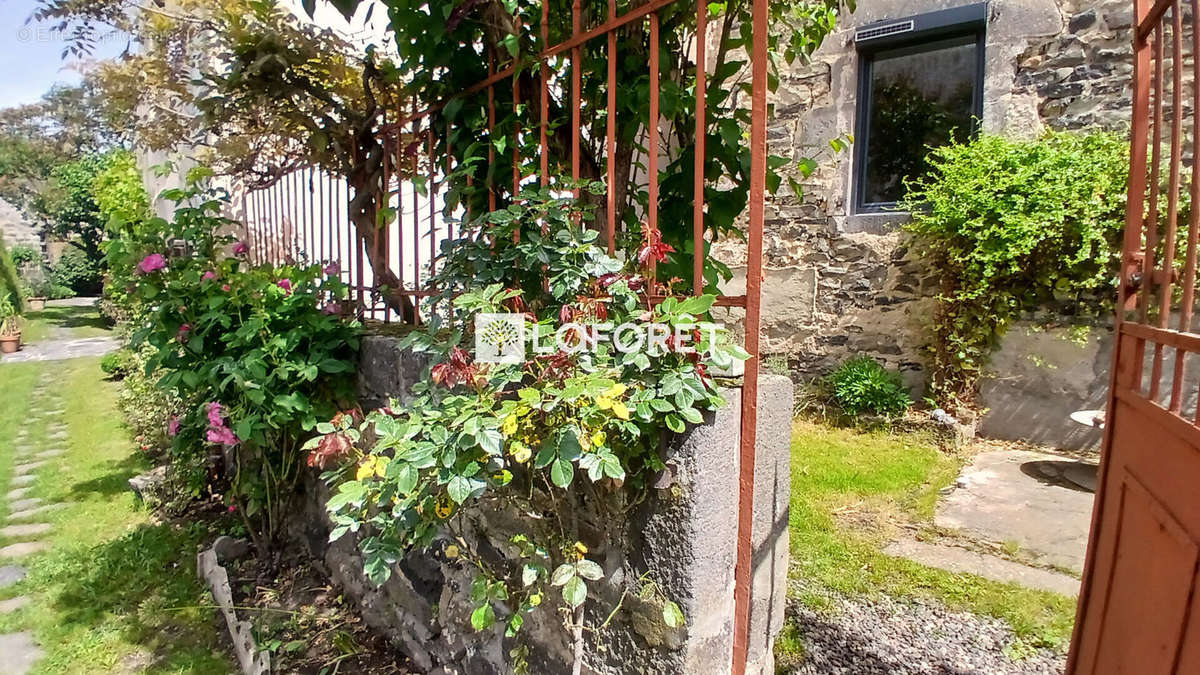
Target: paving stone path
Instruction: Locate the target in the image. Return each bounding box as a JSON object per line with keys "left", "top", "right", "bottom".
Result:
{"left": 1, "top": 377, "right": 63, "bottom": 674}
{"left": 0, "top": 298, "right": 120, "bottom": 364}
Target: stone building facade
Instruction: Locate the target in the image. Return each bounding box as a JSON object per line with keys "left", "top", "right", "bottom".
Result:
{"left": 717, "top": 0, "right": 1133, "bottom": 405}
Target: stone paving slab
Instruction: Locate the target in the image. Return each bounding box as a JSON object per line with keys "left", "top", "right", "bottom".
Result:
{"left": 12, "top": 463, "right": 45, "bottom": 476}
{"left": 8, "top": 505, "right": 61, "bottom": 521}
{"left": 0, "top": 542, "right": 48, "bottom": 559}
{"left": 0, "top": 597, "right": 30, "bottom": 614}
{"left": 7, "top": 499, "right": 43, "bottom": 514}
{"left": 5, "top": 489, "right": 31, "bottom": 502}
{"left": 0, "top": 632, "right": 43, "bottom": 674}
{"left": 32, "top": 450, "right": 62, "bottom": 460}
{"left": 0, "top": 336, "right": 120, "bottom": 364}
{"left": 0, "top": 524, "right": 51, "bottom": 538}
{"left": 0, "top": 566, "right": 25, "bottom": 589}
{"left": 8, "top": 477, "right": 33, "bottom": 488}
{"left": 884, "top": 538, "right": 1080, "bottom": 596}
{"left": 935, "top": 449, "right": 1097, "bottom": 573}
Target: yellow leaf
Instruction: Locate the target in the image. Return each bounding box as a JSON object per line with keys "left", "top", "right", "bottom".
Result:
{"left": 605, "top": 383, "right": 627, "bottom": 398}
{"left": 435, "top": 495, "right": 454, "bottom": 518}
{"left": 502, "top": 415, "right": 518, "bottom": 437}
{"left": 374, "top": 455, "right": 390, "bottom": 478}
{"left": 355, "top": 457, "right": 376, "bottom": 481}
{"left": 596, "top": 396, "right": 613, "bottom": 410}
{"left": 510, "top": 441, "right": 531, "bottom": 464}
{"left": 611, "top": 401, "right": 631, "bottom": 420}
{"left": 591, "top": 430, "right": 606, "bottom": 447}
{"left": 574, "top": 541, "right": 588, "bottom": 555}
{"left": 445, "top": 544, "right": 460, "bottom": 559}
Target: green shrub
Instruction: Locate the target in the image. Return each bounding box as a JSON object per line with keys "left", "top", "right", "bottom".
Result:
{"left": 0, "top": 234, "right": 23, "bottom": 310}
{"left": 116, "top": 345, "right": 181, "bottom": 457}
{"left": 9, "top": 245, "right": 39, "bottom": 267}
{"left": 902, "top": 131, "right": 1128, "bottom": 406}
{"left": 826, "top": 357, "right": 911, "bottom": 417}
{"left": 51, "top": 246, "right": 101, "bottom": 295}
{"left": 100, "top": 349, "right": 138, "bottom": 379}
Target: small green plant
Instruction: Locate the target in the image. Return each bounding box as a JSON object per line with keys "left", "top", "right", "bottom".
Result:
{"left": 0, "top": 234, "right": 24, "bottom": 309}
{"left": 9, "top": 245, "right": 39, "bottom": 267}
{"left": 100, "top": 349, "right": 138, "bottom": 379}
{"left": 826, "top": 357, "right": 911, "bottom": 417}
{"left": 51, "top": 246, "right": 102, "bottom": 296}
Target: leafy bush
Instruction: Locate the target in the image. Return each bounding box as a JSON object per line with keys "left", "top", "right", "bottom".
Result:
{"left": 826, "top": 357, "right": 911, "bottom": 417}
{"left": 95, "top": 149, "right": 151, "bottom": 323}
{"left": 0, "top": 234, "right": 22, "bottom": 310}
{"left": 100, "top": 349, "right": 138, "bottom": 379}
{"left": 9, "top": 245, "right": 39, "bottom": 267}
{"left": 51, "top": 246, "right": 101, "bottom": 295}
{"left": 129, "top": 170, "right": 359, "bottom": 553}
{"left": 116, "top": 345, "right": 181, "bottom": 457}
{"left": 902, "top": 131, "right": 1128, "bottom": 407}
{"left": 309, "top": 183, "right": 746, "bottom": 641}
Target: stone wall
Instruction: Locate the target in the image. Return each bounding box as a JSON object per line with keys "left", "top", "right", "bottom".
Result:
{"left": 0, "top": 199, "right": 40, "bottom": 251}
{"left": 716, "top": 0, "right": 1134, "bottom": 401}
{"left": 292, "top": 335, "right": 795, "bottom": 674}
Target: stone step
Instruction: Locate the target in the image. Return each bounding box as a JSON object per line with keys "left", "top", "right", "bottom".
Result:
{"left": 883, "top": 538, "right": 1080, "bottom": 596}
{"left": 32, "top": 450, "right": 63, "bottom": 460}
{"left": 0, "top": 566, "right": 26, "bottom": 589}
{"left": 0, "top": 524, "right": 51, "bottom": 538}
{"left": 0, "top": 596, "right": 30, "bottom": 613}
{"left": 0, "top": 632, "right": 44, "bottom": 674}
{"left": 12, "top": 463, "right": 45, "bottom": 476}
{"left": 8, "top": 476, "right": 34, "bottom": 488}
{"left": 5, "top": 488, "right": 32, "bottom": 502}
{"left": 7, "top": 498, "right": 44, "bottom": 513}
{"left": 7, "top": 504, "right": 60, "bottom": 521}
{"left": 0, "top": 542, "right": 48, "bottom": 559}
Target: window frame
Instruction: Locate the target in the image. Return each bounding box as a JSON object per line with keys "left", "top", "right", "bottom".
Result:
{"left": 852, "top": 4, "right": 988, "bottom": 214}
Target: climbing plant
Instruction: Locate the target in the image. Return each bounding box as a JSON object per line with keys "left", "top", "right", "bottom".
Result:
{"left": 901, "top": 131, "right": 1129, "bottom": 408}
{"left": 307, "top": 183, "right": 748, "bottom": 666}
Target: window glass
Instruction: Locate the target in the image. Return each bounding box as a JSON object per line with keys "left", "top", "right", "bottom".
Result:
{"left": 861, "top": 37, "right": 979, "bottom": 207}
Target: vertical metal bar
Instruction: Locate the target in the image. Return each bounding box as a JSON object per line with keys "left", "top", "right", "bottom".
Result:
{"left": 308, "top": 168, "right": 316, "bottom": 261}
{"left": 732, "top": 0, "right": 767, "bottom": 669}
{"left": 317, "top": 171, "right": 325, "bottom": 263}
{"left": 1137, "top": 27, "right": 1165, "bottom": 395}
{"left": 412, "top": 120, "right": 421, "bottom": 323}
{"left": 273, "top": 178, "right": 284, "bottom": 265}
{"left": 489, "top": 53, "right": 498, "bottom": 212}
{"left": 606, "top": 0, "right": 617, "bottom": 254}
{"left": 1173, "top": 1, "right": 1200, "bottom": 417}
{"left": 333, "top": 175, "right": 342, "bottom": 279}
{"left": 1152, "top": 12, "right": 1183, "bottom": 406}
{"left": 429, "top": 128, "right": 436, "bottom": 286}
{"left": 242, "top": 191, "right": 253, "bottom": 265}
{"left": 541, "top": 0, "right": 550, "bottom": 187}
{"left": 572, "top": 0, "right": 582, "bottom": 199}
{"left": 693, "top": 4, "right": 707, "bottom": 296}
{"left": 513, "top": 17, "right": 523, "bottom": 205}
{"left": 646, "top": 12, "right": 660, "bottom": 287}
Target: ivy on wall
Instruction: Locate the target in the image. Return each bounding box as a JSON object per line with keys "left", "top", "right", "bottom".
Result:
{"left": 901, "top": 131, "right": 1129, "bottom": 408}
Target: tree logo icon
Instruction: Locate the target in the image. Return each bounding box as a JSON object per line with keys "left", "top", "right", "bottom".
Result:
{"left": 475, "top": 313, "right": 525, "bottom": 363}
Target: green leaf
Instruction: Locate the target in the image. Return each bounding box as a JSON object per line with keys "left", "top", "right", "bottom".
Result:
{"left": 550, "top": 563, "right": 575, "bottom": 586}
{"left": 447, "top": 475, "right": 474, "bottom": 504}
{"left": 662, "top": 600, "right": 685, "bottom": 628}
{"left": 575, "top": 559, "right": 604, "bottom": 581}
{"left": 550, "top": 457, "right": 574, "bottom": 488}
{"left": 562, "top": 576, "right": 587, "bottom": 609}
{"left": 470, "top": 603, "right": 496, "bottom": 631}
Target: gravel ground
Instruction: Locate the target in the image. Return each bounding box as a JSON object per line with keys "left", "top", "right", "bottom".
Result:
{"left": 783, "top": 590, "right": 1067, "bottom": 675}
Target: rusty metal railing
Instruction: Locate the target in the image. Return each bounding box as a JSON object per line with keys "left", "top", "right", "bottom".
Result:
{"left": 241, "top": 0, "right": 767, "bottom": 669}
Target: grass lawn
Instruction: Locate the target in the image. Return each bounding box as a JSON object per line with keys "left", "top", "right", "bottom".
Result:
{"left": 21, "top": 303, "right": 113, "bottom": 345}
{"left": 0, "top": 357, "right": 232, "bottom": 674}
{"left": 786, "top": 420, "right": 1078, "bottom": 651}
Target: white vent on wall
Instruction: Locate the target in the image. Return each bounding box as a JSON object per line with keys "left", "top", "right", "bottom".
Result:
{"left": 854, "top": 20, "right": 915, "bottom": 42}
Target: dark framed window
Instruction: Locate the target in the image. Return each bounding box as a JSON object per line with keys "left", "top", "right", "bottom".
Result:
{"left": 853, "top": 4, "right": 987, "bottom": 213}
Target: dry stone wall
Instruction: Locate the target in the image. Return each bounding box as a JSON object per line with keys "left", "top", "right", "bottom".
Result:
{"left": 716, "top": 0, "right": 1134, "bottom": 408}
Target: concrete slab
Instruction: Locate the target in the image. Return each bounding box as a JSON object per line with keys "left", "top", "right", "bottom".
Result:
{"left": 8, "top": 504, "right": 61, "bottom": 521}
{"left": 5, "top": 488, "right": 31, "bottom": 502}
{"left": 935, "top": 450, "right": 1096, "bottom": 573}
{"left": 0, "top": 566, "right": 25, "bottom": 589}
{"left": 12, "top": 463, "right": 45, "bottom": 476}
{"left": 0, "top": 596, "right": 30, "bottom": 614}
{"left": 0, "top": 632, "right": 43, "bottom": 674}
{"left": 8, "top": 476, "right": 34, "bottom": 488}
{"left": 5, "top": 499, "right": 43, "bottom": 515}
{"left": 0, "top": 524, "right": 51, "bottom": 538}
{"left": 884, "top": 538, "right": 1080, "bottom": 596}
{"left": 0, "top": 542, "right": 48, "bottom": 559}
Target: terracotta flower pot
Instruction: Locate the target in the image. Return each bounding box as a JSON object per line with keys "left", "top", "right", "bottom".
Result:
{"left": 0, "top": 334, "right": 20, "bottom": 354}
{"left": 27, "top": 298, "right": 45, "bottom": 312}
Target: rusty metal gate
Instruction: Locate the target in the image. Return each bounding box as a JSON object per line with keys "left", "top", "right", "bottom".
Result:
{"left": 1068, "top": 0, "right": 1200, "bottom": 671}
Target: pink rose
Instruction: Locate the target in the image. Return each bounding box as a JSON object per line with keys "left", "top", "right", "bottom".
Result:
{"left": 276, "top": 279, "right": 293, "bottom": 293}
{"left": 323, "top": 262, "right": 340, "bottom": 276}
{"left": 202, "top": 271, "right": 216, "bottom": 281}
{"left": 167, "top": 416, "right": 180, "bottom": 437}
{"left": 206, "top": 402, "right": 224, "bottom": 427}
{"left": 137, "top": 254, "right": 167, "bottom": 274}
{"left": 233, "top": 242, "right": 249, "bottom": 256}
{"left": 206, "top": 426, "right": 239, "bottom": 446}
{"left": 177, "top": 323, "right": 192, "bottom": 343}
{"left": 221, "top": 284, "right": 231, "bottom": 292}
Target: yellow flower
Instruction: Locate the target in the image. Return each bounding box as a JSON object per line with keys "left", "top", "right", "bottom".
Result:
{"left": 574, "top": 541, "right": 589, "bottom": 555}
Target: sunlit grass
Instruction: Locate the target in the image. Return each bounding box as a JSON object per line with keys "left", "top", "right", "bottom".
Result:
{"left": 0, "top": 357, "right": 231, "bottom": 673}
{"left": 21, "top": 303, "right": 112, "bottom": 345}
{"left": 786, "top": 420, "right": 1077, "bottom": 650}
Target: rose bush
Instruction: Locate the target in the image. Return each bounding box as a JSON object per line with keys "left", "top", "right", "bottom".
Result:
{"left": 129, "top": 169, "right": 360, "bottom": 554}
